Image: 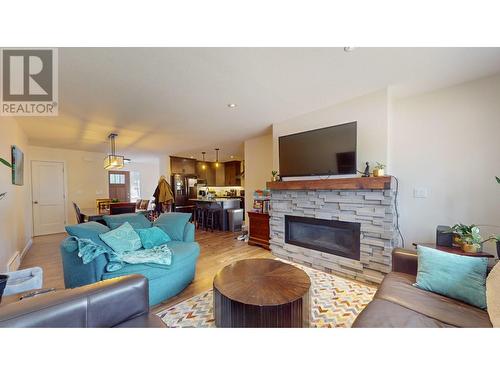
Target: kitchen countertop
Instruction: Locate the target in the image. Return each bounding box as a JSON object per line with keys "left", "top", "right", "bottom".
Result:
{"left": 190, "top": 198, "right": 242, "bottom": 202}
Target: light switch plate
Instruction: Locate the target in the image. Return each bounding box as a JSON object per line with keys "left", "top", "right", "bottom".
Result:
{"left": 414, "top": 187, "right": 428, "bottom": 198}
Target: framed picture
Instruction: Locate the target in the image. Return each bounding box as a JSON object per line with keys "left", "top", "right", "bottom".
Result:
{"left": 11, "top": 145, "right": 24, "bottom": 186}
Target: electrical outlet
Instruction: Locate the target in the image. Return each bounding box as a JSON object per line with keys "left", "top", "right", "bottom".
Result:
{"left": 413, "top": 187, "right": 428, "bottom": 198}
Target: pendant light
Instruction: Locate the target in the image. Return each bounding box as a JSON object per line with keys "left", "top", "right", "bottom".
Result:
{"left": 201, "top": 152, "right": 206, "bottom": 170}
{"left": 215, "top": 148, "right": 220, "bottom": 168}
{"left": 103, "top": 133, "right": 125, "bottom": 169}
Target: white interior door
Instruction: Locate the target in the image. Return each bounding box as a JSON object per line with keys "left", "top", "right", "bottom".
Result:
{"left": 31, "top": 161, "right": 66, "bottom": 236}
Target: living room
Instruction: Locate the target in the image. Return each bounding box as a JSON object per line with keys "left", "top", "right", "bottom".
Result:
{"left": 1, "top": 1, "right": 500, "bottom": 373}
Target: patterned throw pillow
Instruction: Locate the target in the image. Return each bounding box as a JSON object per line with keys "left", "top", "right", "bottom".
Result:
{"left": 99, "top": 222, "right": 142, "bottom": 253}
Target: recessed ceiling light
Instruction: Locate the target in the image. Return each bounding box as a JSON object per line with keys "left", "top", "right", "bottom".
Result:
{"left": 343, "top": 47, "right": 357, "bottom": 52}
{"left": 227, "top": 103, "right": 237, "bottom": 108}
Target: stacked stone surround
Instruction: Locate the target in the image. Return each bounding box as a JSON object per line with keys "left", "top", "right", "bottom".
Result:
{"left": 269, "top": 178, "right": 399, "bottom": 284}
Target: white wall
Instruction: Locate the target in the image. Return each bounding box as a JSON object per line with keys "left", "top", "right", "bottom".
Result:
{"left": 272, "top": 89, "right": 390, "bottom": 173}
{"left": 391, "top": 73, "right": 500, "bottom": 252}
{"left": 244, "top": 134, "right": 273, "bottom": 221}
{"left": 122, "top": 160, "right": 160, "bottom": 200}
{"left": 29, "top": 146, "right": 160, "bottom": 225}
{"left": 0, "top": 118, "right": 32, "bottom": 272}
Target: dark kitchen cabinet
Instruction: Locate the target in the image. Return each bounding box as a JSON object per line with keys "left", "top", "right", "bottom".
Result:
{"left": 170, "top": 156, "right": 196, "bottom": 175}
{"left": 196, "top": 161, "right": 216, "bottom": 186}
{"left": 224, "top": 161, "right": 241, "bottom": 186}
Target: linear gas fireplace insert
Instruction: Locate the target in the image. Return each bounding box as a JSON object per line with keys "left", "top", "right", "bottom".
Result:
{"left": 284, "top": 215, "right": 360, "bottom": 261}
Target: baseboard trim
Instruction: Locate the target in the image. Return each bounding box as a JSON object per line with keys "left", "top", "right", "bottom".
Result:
{"left": 20, "top": 238, "right": 33, "bottom": 260}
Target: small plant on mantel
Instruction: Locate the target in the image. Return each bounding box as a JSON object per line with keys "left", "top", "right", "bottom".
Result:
{"left": 373, "top": 162, "right": 386, "bottom": 177}
{"left": 271, "top": 170, "right": 280, "bottom": 182}
{"left": 0, "top": 157, "right": 12, "bottom": 201}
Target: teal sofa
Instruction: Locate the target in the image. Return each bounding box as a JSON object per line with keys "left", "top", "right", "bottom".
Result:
{"left": 60, "top": 212, "right": 200, "bottom": 306}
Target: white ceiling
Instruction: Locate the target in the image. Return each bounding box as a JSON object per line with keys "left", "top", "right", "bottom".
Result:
{"left": 17, "top": 47, "right": 500, "bottom": 162}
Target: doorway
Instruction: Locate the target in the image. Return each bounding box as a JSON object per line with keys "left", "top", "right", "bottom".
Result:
{"left": 108, "top": 170, "right": 130, "bottom": 202}
{"left": 31, "top": 161, "right": 66, "bottom": 236}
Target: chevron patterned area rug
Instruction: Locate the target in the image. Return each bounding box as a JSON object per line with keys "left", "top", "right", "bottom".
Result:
{"left": 157, "top": 260, "right": 377, "bottom": 328}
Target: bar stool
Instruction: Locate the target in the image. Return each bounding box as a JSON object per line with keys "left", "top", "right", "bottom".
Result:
{"left": 206, "top": 208, "right": 222, "bottom": 232}
{"left": 195, "top": 206, "right": 207, "bottom": 230}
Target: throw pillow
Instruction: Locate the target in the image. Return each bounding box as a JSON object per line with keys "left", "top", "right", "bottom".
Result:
{"left": 415, "top": 245, "right": 488, "bottom": 309}
{"left": 99, "top": 222, "right": 142, "bottom": 253}
{"left": 153, "top": 212, "right": 191, "bottom": 241}
{"left": 486, "top": 261, "right": 500, "bottom": 327}
{"left": 136, "top": 227, "right": 171, "bottom": 249}
{"left": 65, "top": 221, "right": 112, "bottom": 251}
{"left": 103, "top": 212, "right": 152, "bottom": 230}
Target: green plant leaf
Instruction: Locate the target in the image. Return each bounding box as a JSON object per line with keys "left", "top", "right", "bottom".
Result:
{"left": 496, "top": 176, "right": 500, "bottom": 184}
{"left": 0, "top": 157, "right": 12, "bottom": 168}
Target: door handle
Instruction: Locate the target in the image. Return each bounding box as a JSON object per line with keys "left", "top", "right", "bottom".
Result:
{"left": 33, "top": 201, "right": 38, "bottom": 204}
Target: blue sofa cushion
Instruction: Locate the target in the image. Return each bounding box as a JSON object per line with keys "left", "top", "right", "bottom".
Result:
{"left": 415, "top": 245, "right": 488, "bottom": 309}
{"left": 154, "top": 213, "right": 192, "bottom": 241}
{"left": 65, "top": 221, "right": 113, "bottom": 252}
{"left": 102, "top": 240, "right": 200, "bottom": 281}
{"left": 103, "top": 213, "right": 152, "bottom": 230}
{"left": 99, "top": 222, "right": 142, "bottom": 253}
{"left": 136, "top": 227, "right": 171, "bottom": 249}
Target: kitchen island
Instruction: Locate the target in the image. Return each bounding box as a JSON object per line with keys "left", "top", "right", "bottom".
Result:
{"left": 190, "top": 198, "right": 241, "bottom": 231}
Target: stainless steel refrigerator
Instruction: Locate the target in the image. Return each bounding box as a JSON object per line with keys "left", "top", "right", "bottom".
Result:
{"left": 171, "top": 173, "right": 198, "bottom": 211}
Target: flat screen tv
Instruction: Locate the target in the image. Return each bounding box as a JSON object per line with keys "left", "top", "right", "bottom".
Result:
{"left": 279, "top": 122, "right": 357, "bottom": 177}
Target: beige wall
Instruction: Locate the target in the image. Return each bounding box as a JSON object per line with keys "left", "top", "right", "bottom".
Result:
{"left": 391, "top": 73, "right": 500, "bottom": 252}
{"left": 244, "top": 134, "right": 273, "bottom": 222}
{"left": 272, "top": 89, "right": 389, "bottom": 174}
{"left": 265, "top": 74, "right": 500, "bottom": 255}
{"left": 0, "top": 118, "right": 32, "bottom": 272}
{"left": 29, "top": 146, "right": 160, "bottom": 225}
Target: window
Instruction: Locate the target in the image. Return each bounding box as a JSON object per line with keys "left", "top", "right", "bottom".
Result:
{"left": 130, "top": 171, "right": 141, "bottom": 202}
{"left": 109, "top": 173, "right": 126, "bottom": 184}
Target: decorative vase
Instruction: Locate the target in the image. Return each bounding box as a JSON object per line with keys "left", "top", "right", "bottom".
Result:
{"left": 0, "top": 274, "right": 9, "bottom": 303}
{"left": 373, "top": 169, "right": 385, "bottom": 177}
{"left": 461, "top": 243, "right": 479, "bottom": 253}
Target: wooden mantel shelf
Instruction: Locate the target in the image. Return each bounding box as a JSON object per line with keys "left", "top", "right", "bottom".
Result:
{"left": 266, "top": 176, "right": 393, "bottom": 191}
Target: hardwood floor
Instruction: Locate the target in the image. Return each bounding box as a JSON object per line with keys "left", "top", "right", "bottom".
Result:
{"left": 20, "top": 230, "right": 273, "bottom": 314}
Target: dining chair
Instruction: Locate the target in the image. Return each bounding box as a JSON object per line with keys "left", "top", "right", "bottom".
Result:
{"left": 72, "top": 202, "right": 85, "bottom": 224}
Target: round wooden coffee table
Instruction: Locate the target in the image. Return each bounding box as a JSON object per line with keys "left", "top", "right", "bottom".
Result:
{"left": 213, "top": 258, "right": 311, "bottom": 328}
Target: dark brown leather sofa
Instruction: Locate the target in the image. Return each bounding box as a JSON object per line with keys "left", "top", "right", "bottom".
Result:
{"left": 0, "top": 275, "right": 166, "bottom": 328}
{"left": 353, "top": 248, "right": 492, "bottom": 328}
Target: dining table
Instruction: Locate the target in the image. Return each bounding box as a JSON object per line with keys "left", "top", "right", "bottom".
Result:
{"left": 79, "top": 207, "right": 110, "bottom": 222}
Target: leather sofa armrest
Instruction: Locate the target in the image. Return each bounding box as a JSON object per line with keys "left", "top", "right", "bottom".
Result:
{"left": 0, "top": 275, "right": 156, "bottom": 328}
{"left": 392, "top": 248, "right": 418, "bottom": 276}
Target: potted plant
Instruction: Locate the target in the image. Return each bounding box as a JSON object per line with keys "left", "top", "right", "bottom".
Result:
{"left": 0, "top": 157, "right": 12, "bottom": 201}
{"left": 271, "top": 170, "right": 280, "bottom": 182}
{"left": 449, "top": 223, "right": 483, "bottom": 253}
{"left": 373, "top": 162, "right": 386, "bottom": 177}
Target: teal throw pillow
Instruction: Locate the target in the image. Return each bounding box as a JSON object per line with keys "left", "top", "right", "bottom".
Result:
{"left": 99, "top": 222, "right": 142, "bottom": 253}
{"left": 153, "top": 212, "right": 191, "bottom": 241}
{"left": 103, "top": 212, "right": 152, "bottom": 230}
{"left": 415, "top": 245, "right": 488, "bottom": 309}
{"left": 136, "top": 227, "right": 171, "bottom": 249}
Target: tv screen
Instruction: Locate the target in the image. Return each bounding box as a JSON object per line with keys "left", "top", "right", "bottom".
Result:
{"left": 279, "top": 122, "right": 357, "bottom": 177}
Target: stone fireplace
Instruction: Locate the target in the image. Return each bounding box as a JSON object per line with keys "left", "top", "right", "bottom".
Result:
{"left": 268, "top": 177, "right": 399, "bottom": 284}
